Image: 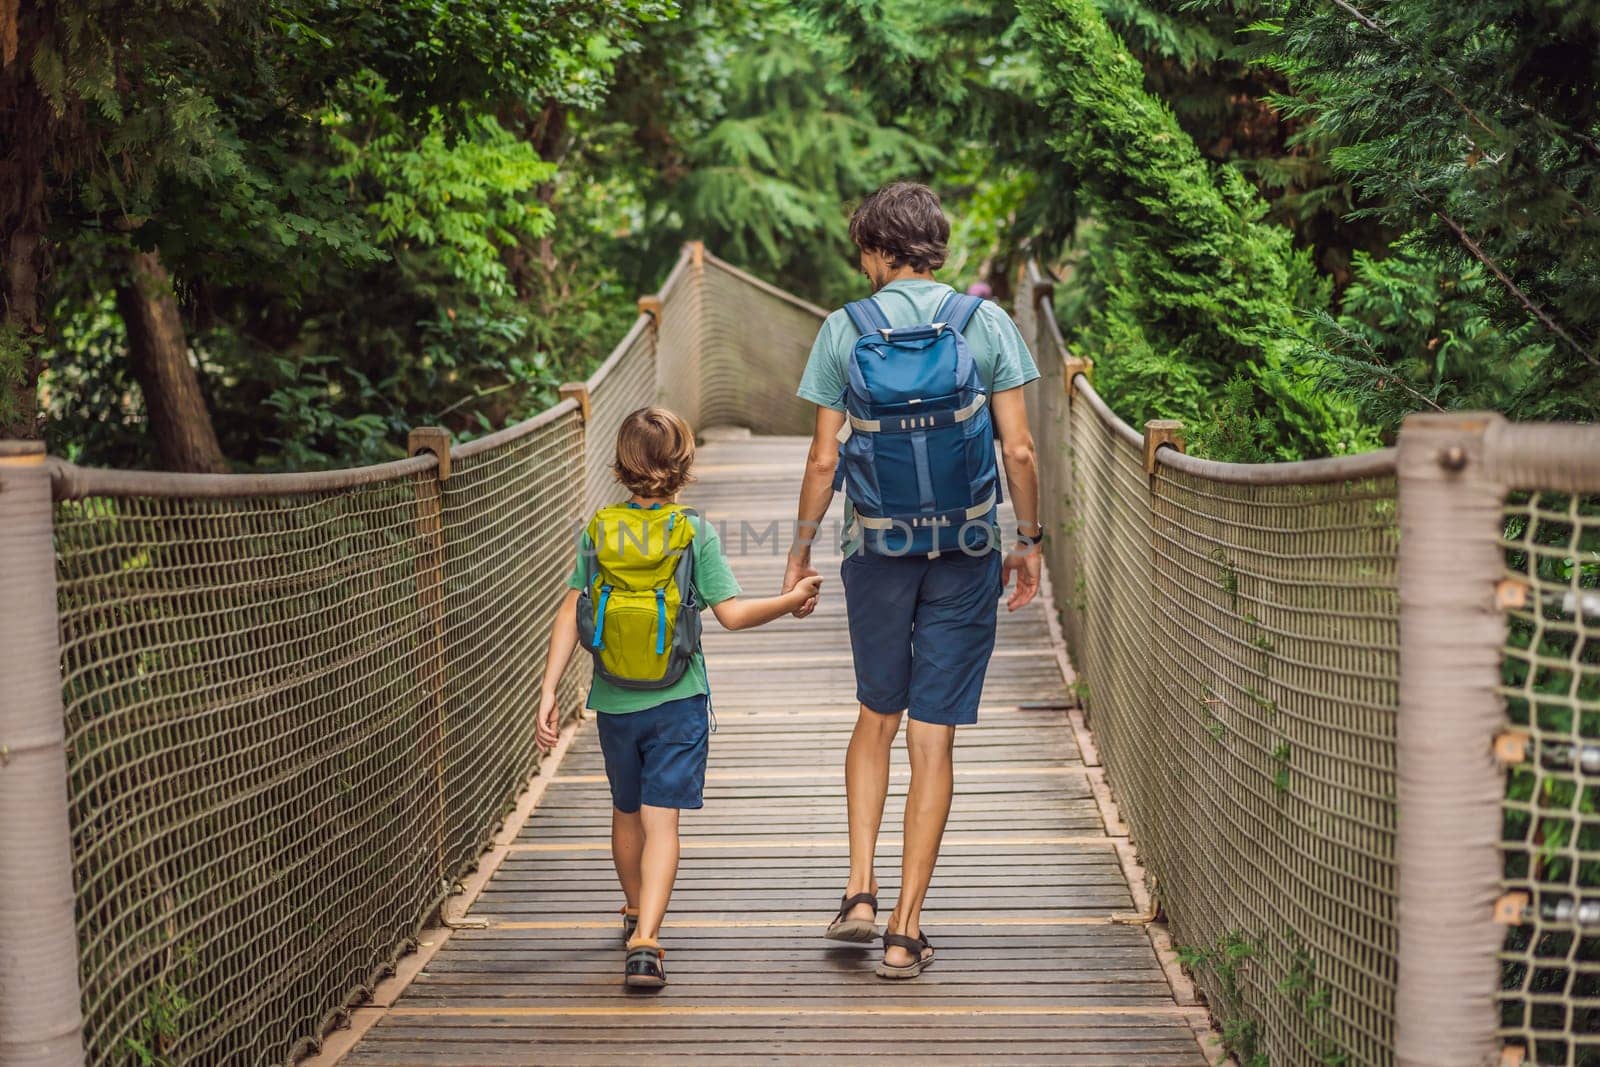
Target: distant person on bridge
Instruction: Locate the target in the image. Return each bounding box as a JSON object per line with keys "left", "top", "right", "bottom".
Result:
{"left": 784, "top": 182, "right": 1043, "bottom": 978}
{"left": 536, "top": 407, "right": 823, "bottom": 989}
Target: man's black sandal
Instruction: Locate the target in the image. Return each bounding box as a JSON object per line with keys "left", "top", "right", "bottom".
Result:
{"left": 824, "top": 892, "right": 879, "bottom": 942}
{"left": 624, "top": 940, "right": 667, "bottom": 989}
{"left": 620, "top": 905, "right": 639, "bottom": 945}
{"left": 875, "top": 931, "right": 935, "bottom": 979}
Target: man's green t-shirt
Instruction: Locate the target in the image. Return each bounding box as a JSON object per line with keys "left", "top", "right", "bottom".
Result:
{"left": 796, "top": 278, "right": 1040, "bottom": 411}
{"left": 795, "top": 278, "right": 1041, "bottom": 550}
{"left": 565, "top": 512, "right": 741, "bottom": 714}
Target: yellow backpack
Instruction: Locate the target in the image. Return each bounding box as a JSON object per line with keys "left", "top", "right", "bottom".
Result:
{"left": 575, "top": 502, "right": 702, "bottom": 689}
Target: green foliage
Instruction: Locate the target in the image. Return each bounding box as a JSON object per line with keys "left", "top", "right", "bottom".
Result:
{"left": 798, "top": 0, "right": 1081, "bottom": 292}
{"left": 121, "top": 981, "right": 191, "bottom": 1065}
{"left": 1256, "top": 0, "right": 1600, "bottom": 430}
{"left": 33, "top": 0, "right": 667, "bottom": 469}
{"left": 608, "top": 4, "right": 934, "bottom": 306}
{"left": 1187, "top": 373, "right": 1277, "bottom": 463}
{"left": 1017, "top": 0, "right": 1373, "bottom": 460}
{"left": 1294, "top": 237, "right": 1557, "bottom": 442}
{"left": 1177, "top": 931, "right": 1267, "bottom": 1066}
{"left": 0, "top": 321, "right": 35, "bottom": 432}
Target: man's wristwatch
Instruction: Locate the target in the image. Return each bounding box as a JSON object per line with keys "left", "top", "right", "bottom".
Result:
{"left": 1016, "top": 522, "right": 1044, "bottom": 546}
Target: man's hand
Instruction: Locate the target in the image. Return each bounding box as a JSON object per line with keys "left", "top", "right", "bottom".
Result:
{"left": 1002, "top": 544, "right": 1041, "bottom": 612}
{"left": 786, "top": 574, "right": 824, "bottom": 614}
{"left": 536, "top": 689, "right": 561, "bottom": 752}
{"left": 783, "top": 552, "right": 821, "bottom": 618}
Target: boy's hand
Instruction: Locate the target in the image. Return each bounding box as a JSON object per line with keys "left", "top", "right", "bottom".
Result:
{"left": 783, "top": 554, "right": 821, "bottom": 618}
{"left": 788, "top": 574, "right": 823, "bottom": 614}
{"left": 536, "top": 690, "right": 561, "bottom": 751}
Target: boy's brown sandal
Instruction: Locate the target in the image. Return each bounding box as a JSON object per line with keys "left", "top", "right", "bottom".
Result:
{"left": 824, "top": 892, "right": 879, "bottom": 942}
{"left": 624, "top": 936, "right": 667, "bottom": 989}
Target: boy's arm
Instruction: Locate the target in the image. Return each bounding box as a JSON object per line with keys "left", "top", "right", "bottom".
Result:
{"left": 536, "top": 588, "right": 581, "bottom": 750}
{"left": 711, "top": 575, "right": 823, "bottom": 632}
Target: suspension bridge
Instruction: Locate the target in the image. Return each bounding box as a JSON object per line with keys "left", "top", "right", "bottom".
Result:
{"left": 3, "top": 245, "right": 1598, "bottom": 1066}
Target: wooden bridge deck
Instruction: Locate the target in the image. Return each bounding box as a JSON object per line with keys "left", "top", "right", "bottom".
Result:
{"left": 340, "top": 434, "right": 1212, "bottom": 1065}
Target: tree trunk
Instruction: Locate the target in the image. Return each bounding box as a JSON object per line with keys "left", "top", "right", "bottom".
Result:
{"left": 1, "top": 21, "right": 48, "bottom": 442}
{"left": 1, "top": 224, "right": 43, "bottom": 440}
{"left": 115, "top": 248, "right": 228, "bottom": 473}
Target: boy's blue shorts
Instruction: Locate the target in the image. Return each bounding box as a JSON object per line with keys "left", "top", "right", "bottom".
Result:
{"left": 595, "top": 693, "right": 710, "bottom": 813}
{"left": 840, "top": 547, "right": 1003, "bottom": 727}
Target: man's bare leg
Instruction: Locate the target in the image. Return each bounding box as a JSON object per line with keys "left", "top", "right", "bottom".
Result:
{"left": 634, "top": 805, "right": 681, "bottom": 942}
{"left": 842, "top": 704, "right": 903, "bottom": 922}
{"left": 884, "top": 719, "right": 955, "bottom": 966}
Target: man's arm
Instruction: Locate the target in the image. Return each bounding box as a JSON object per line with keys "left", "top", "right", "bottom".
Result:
{"left": 783, "top": 406, "right": 847, "bottom": 617}
{"left": 991, "top": 386, "right": 1041, "bottom": 611}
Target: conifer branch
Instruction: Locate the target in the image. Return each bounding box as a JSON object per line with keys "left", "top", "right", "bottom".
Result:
{"left": 1329, "top": 0, "right": 1600, "bottom": 163}
{"left": 1418, "top": 192, "right": 1600, "bottom": 370}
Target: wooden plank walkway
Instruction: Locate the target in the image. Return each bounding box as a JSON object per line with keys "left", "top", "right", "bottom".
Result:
{"left": 342, "top": 434, "right": 1212, "bottom": 1065}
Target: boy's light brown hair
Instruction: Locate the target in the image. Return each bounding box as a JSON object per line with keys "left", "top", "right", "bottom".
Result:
{"left": 612, "top": 407, "right": 695, "bottom": 499}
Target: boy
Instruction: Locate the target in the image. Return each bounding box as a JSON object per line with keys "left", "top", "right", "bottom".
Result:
{"left": 535, "top": 406, "right": 822, "bottom": 989}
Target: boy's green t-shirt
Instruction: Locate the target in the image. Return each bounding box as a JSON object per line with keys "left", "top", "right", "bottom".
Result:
{"left": 565, "top": 512, "right": 741, "bottom": 714}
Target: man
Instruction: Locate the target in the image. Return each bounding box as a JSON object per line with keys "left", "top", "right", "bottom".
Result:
{"left": 782, "top": 181, "right": 1043, "bottom": 978}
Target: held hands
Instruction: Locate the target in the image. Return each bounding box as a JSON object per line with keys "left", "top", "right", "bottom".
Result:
{"left": 786, "top": 573, "right": 823, "bottom": 615}
{"left": 782, "top": 553, "right": 822, "bottom": 618}
{"left": 536, "top": 689, "right": 561, "bottom": 752}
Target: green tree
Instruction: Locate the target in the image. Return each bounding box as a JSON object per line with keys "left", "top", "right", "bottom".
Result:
{"left": 1262, "top": 0, "right": 1600, "bottom": 424}
{"left": 1019, "top": 0, "right": 1372, "bottom": 458}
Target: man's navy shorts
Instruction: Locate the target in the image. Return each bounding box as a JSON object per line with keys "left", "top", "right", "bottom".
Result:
{"left": 840, "top": 548, "right": 1003, "bottom": 726}
{"left": 595, "top": 693, "right": 710, "bottom": 813}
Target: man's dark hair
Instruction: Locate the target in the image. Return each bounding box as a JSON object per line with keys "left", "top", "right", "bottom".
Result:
{"left": 848, "top": 182, "right": 950, "bottom": 272}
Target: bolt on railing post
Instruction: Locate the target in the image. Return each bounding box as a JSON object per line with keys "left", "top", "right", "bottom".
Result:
{"left": 1395, "top": 412, "right": 1508, "bottom": 1067}
{"left": 407, "top": 427, "right": 452, "bottom": 894}
{"left": 0, "top": 441, "right": 87, "bottom": 1065}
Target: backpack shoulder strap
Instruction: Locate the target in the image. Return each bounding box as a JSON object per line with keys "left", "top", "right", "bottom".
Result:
{"left": 934, "top": 292, "right": 984, "bottom": 334}
{"left": 843, "top": 298, "right": 892, "bottom": 337}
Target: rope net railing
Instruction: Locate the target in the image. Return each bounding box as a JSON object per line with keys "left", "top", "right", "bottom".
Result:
{"left": 1016, "top": 264, "right": 1600, "bottom": 1067}
{"left": 1496, "top": 463, "right": 1600, "bottom": 1066}
{"left": 1019, "top": 259, "right": 1403, "bottom": 1066}
{"left": 4, "top": 242, "right": 825, "bottom": 1066}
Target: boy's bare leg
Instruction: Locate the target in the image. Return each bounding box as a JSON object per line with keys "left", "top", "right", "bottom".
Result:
{"left": 634, "top": 804, "right": 681, "bottom": 942}
{"left": 612, "top": 808, "right": 644, "bottom": 909}
{"left": 842, "top": 704, "right": 903, "bottom": 921}
{"left": 884, "top": 719, "right": 955, "bottom": 966}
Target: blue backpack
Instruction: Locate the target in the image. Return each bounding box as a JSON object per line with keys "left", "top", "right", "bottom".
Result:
{"left": 833, "top": 291, "right": 1001, "bottom": 557}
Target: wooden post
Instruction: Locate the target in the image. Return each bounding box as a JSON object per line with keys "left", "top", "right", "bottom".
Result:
{"left": 407, "top": 426, "right": 451, "bottom": 482}
{"left": 0, "top": 441, "right": 87, "bottom": 1065}
{"left": 1143, "top": 419, "right": 1184, "bottom": 475}
{"left": 637, "top": 294, "right": 663, "bottom": 332}
{"left": 407, "top": 427, "right": 452, "bottom": 891}
{"left": 557, "top": 383, "right": 591, "bottom": 424}
{"left": 1064, "top": 356, "right": 1094, "bottom": 400}
{"left": 1394, "top": 412, "right": 1507, "bottom": 1067}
